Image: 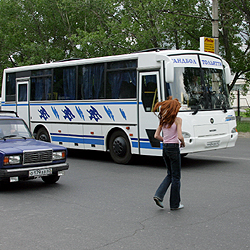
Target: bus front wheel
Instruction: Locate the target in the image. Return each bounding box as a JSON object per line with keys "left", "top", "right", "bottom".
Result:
{"left": 36, "top": 128, "right": 51, "bottom": 142}
{"left": 109, "top": 131, "right": 132, "bottom": 164}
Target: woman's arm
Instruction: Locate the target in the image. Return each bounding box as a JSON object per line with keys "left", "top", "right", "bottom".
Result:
{"left": 154, "top": 125, "right": 163, "bottom": 141}
{"left": 175, "top": 117, "right": 185, "bottom": 147}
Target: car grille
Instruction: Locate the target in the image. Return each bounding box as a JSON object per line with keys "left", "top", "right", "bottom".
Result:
{"left": 23, "top": 150, "right": 53, "bottom": 165}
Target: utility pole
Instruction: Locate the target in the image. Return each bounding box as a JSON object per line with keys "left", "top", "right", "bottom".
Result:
{"left": 212, "top": 0, "right": 219, "bottom": 54}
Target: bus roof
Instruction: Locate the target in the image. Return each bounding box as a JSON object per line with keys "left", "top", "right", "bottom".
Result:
{"left": 3, "top": 49, "right": 222, "bottom": 74}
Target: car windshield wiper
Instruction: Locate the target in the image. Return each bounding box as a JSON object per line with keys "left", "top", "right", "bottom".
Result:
{"left": 3, "top": 134, "right": 17, "bottom": 139}
{"left": 1, "top": 134, "right": 27, "bottom": 140}
{"left": 1, "top": 135, "right": 17, "bottom": 141}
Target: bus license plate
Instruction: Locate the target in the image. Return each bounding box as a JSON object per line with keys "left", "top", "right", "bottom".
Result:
{"left": 206, "top": 141, "right": 220, "bottom": 148}
{"left": 29, "top": 168, "right": 52, "bottom": 177}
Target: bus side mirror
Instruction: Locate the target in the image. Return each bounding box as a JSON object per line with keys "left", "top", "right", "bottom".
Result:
{"left": 155, "top": 55, "right": 174, "bottom": 83}
{"left": 156, "top": 55, "right": 174, "bottom": 83}
{"left": 222, "top": 59, "right": 232, "bottom": 84}
{"left": 164, "top": 57, "right": 174, "bottom": 83}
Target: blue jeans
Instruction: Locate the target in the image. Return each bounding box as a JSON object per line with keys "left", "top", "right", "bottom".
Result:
{"left": 154, "top": 143, "right": 181, "bottom": 209}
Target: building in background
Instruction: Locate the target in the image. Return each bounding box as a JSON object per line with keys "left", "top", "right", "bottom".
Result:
{"left": 231, "top": 78, "right": 250, "bottom": 111}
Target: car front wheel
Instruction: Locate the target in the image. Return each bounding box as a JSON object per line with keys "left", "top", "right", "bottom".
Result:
{"left": 42, "top": 174, "right": 60, "bottom": 184}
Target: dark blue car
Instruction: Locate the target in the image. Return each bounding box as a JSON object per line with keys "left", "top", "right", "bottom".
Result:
{"left": 0, "top": 111, "right": 69, "bottom": 184}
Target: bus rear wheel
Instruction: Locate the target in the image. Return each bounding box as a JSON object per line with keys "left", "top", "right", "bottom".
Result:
{"left": 36, "top": 128, "right": 51, "bottom": 142}
{"left": 109, "top": 131, "right": 132, "bottom": 164}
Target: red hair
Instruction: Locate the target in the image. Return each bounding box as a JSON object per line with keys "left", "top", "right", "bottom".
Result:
{"left": 153, "top": 96, "right": 181, "bottom": 128}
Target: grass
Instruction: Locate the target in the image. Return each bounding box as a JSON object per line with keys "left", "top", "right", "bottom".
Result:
{"left": 239, "top": 112, "right": 250, "bottom": 118}
{"left": 236, "top": 121, "right": 250, "bottom": 133}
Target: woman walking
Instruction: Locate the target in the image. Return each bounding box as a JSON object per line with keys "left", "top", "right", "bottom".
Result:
{"left": 153, "top": 97, "right": 185, "bottom": 210}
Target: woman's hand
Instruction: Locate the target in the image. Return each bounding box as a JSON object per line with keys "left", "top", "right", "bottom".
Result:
{"left": 154, "top": 125, "right": 163, "bottom": 141}
{"left": 175, "top": 117, "right": 185, "bottom": 147}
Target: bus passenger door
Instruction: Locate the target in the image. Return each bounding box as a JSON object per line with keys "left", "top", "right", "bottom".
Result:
{"left": 138, "top": 72, "right": 162, "bottom": 156}
{"left": 16, "top": 78, "right": 30, "bottom": 128}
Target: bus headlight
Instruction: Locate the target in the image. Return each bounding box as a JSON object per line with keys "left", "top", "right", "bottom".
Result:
{"left": 182, "top": 132, "right": 191, "bottom": 138}
{"left": 4, "top": 155, "right": 21, "bottom": 165}
{"left": 53, "top": 151, "right": 66, "bottom": 160}
{"left": 231, "top": 127, "right": 237, "bottom": 133}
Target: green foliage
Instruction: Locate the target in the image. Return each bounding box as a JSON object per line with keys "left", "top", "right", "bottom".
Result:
{"left": 245, "top": 108, "right": 250, "bottom": 117}
{"left": 0, "top": 0, "right": 250, "bottom": 95}
{"left": 237, "top": 121, "right": 250, "bottom": 132}
{"left": 218, "top": 0, "right": 250, "bottom": 92}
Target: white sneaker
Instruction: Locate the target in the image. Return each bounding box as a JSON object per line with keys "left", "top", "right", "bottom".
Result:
{"left": 153, "top": 197, "right": 164, "bottom": 208}
{"left": 170, "top": 204, "right": 184, "bottom": 210}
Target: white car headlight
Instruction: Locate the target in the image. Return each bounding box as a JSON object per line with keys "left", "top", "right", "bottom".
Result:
{"left": 53, "top": 151, "right": 66, "bottom": 160}
{"left": 4, "top": 155, "right": 21, "bottom": 165}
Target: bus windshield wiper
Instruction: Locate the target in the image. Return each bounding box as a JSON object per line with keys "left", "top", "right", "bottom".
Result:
{"left": 192, "top": 106, "right": 199, "bottom": 115}
{"left": 222, "top": 104, "right": 227, "bottom": 113}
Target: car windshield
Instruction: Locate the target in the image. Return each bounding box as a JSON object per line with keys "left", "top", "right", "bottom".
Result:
{"left": 167, "top": 54, "right": 231, "bottom": 112}
{"left": 0, "top": 119, "right": 32, "bottom": 139}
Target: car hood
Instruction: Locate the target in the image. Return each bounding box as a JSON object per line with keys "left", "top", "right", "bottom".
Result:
{"left": 0, "top": 139, "right": 66, "bottom": 154}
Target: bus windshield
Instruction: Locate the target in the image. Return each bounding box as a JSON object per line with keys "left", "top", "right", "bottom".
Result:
{"left": 167, "top": 56, "right": 231, "bottom": 112}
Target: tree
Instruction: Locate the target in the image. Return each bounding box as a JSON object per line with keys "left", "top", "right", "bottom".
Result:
{"left": 0, "top": 0, "right": 90, "bottom": 67}
{"left": 71, "top": 0, "right": 211, "bottom": 56}
{"left": 218, "top": 0, "right": 250, "bottom": 92}
{"left": 0, "top": 0, "right": 250, "bottom": 94}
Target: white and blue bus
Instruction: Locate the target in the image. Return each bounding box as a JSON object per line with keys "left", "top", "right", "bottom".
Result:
{"left": 1, "top": 49, "right": 238, "bottom": 163}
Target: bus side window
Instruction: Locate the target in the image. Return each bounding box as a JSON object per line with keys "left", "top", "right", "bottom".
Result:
{"left": 107, "top": 70, "right": 136, "bottom": 99}
{"left": 6, "top": 73, "right": 16, "bottom": 102}
{"left": 78, "top": 64, "right": 104, "bottom": 100}
{"left": 30, "top": 77, "right": 52, "bottom": 101}
{"left": 119, "top": 80, "right": 136, "bottom": 98}
{"left": 18, "top": 84, "right": 27, "bottom": 102}
{"left": 142, "top": 75, "right": 158, "bottom": 112}
{"left": 53, "top": 67, "right": 76, "bottom": 100}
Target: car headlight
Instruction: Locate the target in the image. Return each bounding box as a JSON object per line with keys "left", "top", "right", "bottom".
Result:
{"left": 53, "top": 151, "right": 66, "bottom": 160}
{"left": 4, "top": 155, "right": 21, "bottom": 165}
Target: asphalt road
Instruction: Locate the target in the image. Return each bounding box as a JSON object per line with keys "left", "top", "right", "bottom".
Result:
{"left": 0, "top": 137, "right": 249, "bottom": 250}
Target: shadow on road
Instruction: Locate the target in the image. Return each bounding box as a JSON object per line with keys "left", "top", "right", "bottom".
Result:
{"left": 1, "top": 151, "right": 229, "bottom": 192}
{"left": 67, "top": 149, "right": 228, "bottom": 170}
{"left": 0, "top": 178, "right": 66, "bottom": 192}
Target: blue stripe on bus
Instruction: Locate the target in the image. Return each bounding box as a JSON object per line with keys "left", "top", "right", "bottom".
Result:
{"left": 132, "top": 138, "right": 162, "bottom": 150}
{"left": 52, "top": 136, "right": 84, "bottom": 144}
{"left": 17, "top": 104, "right": 28, "bottom": 106}
{"left": 51, "top": 136, "right": 104, "bottom": 145}
{"left": 50, "top": 133, "right": 161, "bottom": 150}
{"left": 29, "top": 101, "right": 137, "bottom": 106}
{"left": 84, "top": 138, "right": 104, "bottom": 145}
{"left": 132, "top": 141, "right": 138, "bottom": 148}
{"left": 139, "top": 142, "right": 162, "bottom": 149}
{"left": 1, "top": 101, "right": 142, "bottom": 108}
{"left": 2, "top": 103, "right": 15, "bottom": 107}
{"left": 50, "top": 133, "right": 104, "bottom": 139}
{"left": 138, "top": 138, "right": 150, "bottom": 142}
